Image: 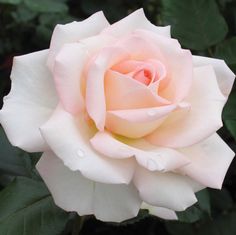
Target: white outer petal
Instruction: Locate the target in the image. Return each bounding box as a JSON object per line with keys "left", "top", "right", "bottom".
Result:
{"left": 94, "top": 183, "right": 141, "bottom": 222}
{"left": 40, "top": 105, "right": 136, "bottom": 184}
{"left": 37, "top": 151, "right": 142, "bottom": 222}
{"left": 0, "top": 50, "right": 57, "bottom": 152}
{"left": 36, "top": 151, "right": 94, "bottom": 215}
{"left": 193, "top": 55, "right": 235, "bottom": 97}
{"left": 134, "top": 167, "right": 199, "bottom": 211}
{"left": 178, "top": 133, "right": 235, "bottom": 189}
{"left": 141, "top": 202, "right": 177, "bottom": 220}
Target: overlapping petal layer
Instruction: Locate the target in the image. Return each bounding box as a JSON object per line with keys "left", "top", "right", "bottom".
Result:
{"left": 0, "top": 50, "right": 57, "bottom": 152}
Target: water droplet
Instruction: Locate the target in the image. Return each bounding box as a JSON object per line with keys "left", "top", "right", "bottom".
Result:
{"left": 77, "top": 149, "right": 85, "bottom": 158}
{"left": 147, "top": 110, "right": 156, "bottom": 116}
{"left": 178, "top": 102, "right": 191, "bottom": 109}
{"left": 147, "top": 159, "right": 158, "bottom": 171}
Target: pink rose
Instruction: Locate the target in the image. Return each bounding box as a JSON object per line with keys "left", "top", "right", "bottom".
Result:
{"left": 0, "top": 9, "right": 235, "bottom": 222}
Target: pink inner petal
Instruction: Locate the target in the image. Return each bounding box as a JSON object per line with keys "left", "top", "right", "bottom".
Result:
{"left": 112, "top": 59, "right": 167, "bottom": 89}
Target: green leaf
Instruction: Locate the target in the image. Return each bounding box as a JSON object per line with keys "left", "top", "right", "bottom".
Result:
{"left": 24, "top": 0, "right": 68, "bottom": 13}
{"left": 196, "top": 189, "right": 211, "bottom": 214}
{"left": 177, "top": 206, "right": 203, "bottom": 223}
{"left": 223, "top": 91, "right": 236, "bottom": 140}
{"left": 0, "top": 0, "right": 21, "bottom": 5}
{"left": 161, "top": 0, "right": 228, "bottom": 50}
{"left": 108, "top": 209, "right": 150, "bottom": 226}
{"left": 217, "top": 0, "right": 233, "bottom": 8}
{"left": 177, "top": 189, "right": 210, "bottom": 223}
{"left": 0, "top": 177, "right": 69, "bottom": 235}
{"left": 120, "top": 209, "right": 150, "bottom": 226}
{"left": 35, "top": 13, "right": 75, "bottom": 47}
{"left": 0, "top": 127, "right": 31, "bottom": 177}
{"left": 80, "top": 0, "right": 127, "bottom": 22}
{"left": 11, "top": 5, "right": 38, "bottom": 23}
{"left": 209, "top": 188, "right": 234, "bottom": 212}
{"left": 198, "top": 212, "right": 236, "bottom": 235}
{"left": 166, "top": 212, "right": 236, "bottom": 235}
{"left": 215, "top": 37, "right": 236, "bottom": 69}
{"left": 165, "top": 221, "right": 195, "bottom": 235}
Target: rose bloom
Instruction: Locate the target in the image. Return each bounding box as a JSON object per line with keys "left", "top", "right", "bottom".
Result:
{"left": 0, "top": 9, "right": 235, "bottom": 222}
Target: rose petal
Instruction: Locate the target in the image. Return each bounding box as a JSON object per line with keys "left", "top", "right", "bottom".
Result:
{"left": 105, "top": 70, "right": 169, "bottom": 111}
{"left": 53, "top": 43, "right": 87, "bottom": 114}
{"left": 53, "top": 35, "right": 116, "bottom": 115}
{"left": 133, "top": 167, "right": 199, "bottom": 211}
{"left": 102, "top": 8, "right": 170, "bottom": 38}
{"left": 90, "top": 131, "right": 190, "bottom": 172}
{"left": 178, "top": 133, "right": 235, "bottom": 189}
{"left": 147, "top": 65, "right": 226, "bottom": 148}
{"left": 47, "top": 11, "right": 109, "bottom": 70}
{"left": 93, "top": 182, "right": 141, "bottom": 222}
{"left": 86, "top": 47, "right": 129, "bottom": 131}
{"left": 133, "top": 30, "right": 193, "bottom": 102}
{"left": 37, "top": 151, "right": 142, "bottom": 222}
{"left": 141, "top": 202, "right": 177, "bottom": 220}
{"left": 0, "top": 50, "right": 57, "bottom": 152}
{"left": 106, "top": 105, "right": 177, "bottom": 138}
{"left": 36, "top": 151, "right": 94, "bottom": 215}
{"left": 40, "top": 105, "right": 135, "bottom": 184}
{"left": 193, "top": 55, "right": 235, "bottom": 97}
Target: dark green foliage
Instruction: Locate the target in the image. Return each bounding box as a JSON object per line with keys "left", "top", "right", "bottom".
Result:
{"left": 0, "top": 177, "right": 70, "bottom": 235}
{"left": 215, "top": 37, "right": 236, "bottom": 70}
{"left": 161, "top": 0, "right": 228, "bottom": 50}
{"left": 176, "top": 189, "right": 211, "bottom": 223}
{"left": 0, "top": 0, "right": 236, "bottom": 234}
{"left": 223, "top": 91, "right": 236, "bottom": 140}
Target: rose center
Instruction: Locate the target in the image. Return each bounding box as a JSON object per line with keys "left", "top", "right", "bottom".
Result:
{"left": 134, "top": 69, "right": 152, "bottom": 85}
{"left": 112, "top": 59, "right": 166, "bottom": 86}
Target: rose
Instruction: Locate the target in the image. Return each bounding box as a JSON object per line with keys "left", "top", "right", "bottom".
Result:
{"left": 0, "top": 9, "right": 235, "bottom": 222}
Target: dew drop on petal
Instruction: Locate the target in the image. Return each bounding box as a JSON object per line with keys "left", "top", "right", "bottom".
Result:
{"left": 178, "top": 102, "right": 191, "bottom": 109}
{"left": 147, "top": 109, "right": 156, "bottom": 117}
{"left": 77, "top": 149, "right": 85, "bottom": 158}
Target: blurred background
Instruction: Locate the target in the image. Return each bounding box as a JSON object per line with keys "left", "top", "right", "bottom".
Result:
{"left": 0, "top": 0, "right": 236, "bottom": 234}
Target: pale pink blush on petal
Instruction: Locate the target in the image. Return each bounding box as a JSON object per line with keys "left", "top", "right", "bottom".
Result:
{"left": 53, "top": 43, "right": 87, "bottom": 115}
{"left": 86, "top": 47, "right": 130, "bottom": 131}
{"left": 133, "top": 30, "right": 193, "bottom": 102}
{"left": 114, "top": 59, "right": 166, "bottom": 87}
{"left": 105, "top": 105, "right": 177, "bottom": 138}
{"left": 47, "top": 11, "right": 110, "bottom": 70}
{"left": 116, "top": 33, "right": 167, "bottom": 62}
{"left": 105, "top": 70, "right": 170, "bottom": 111}
{"left": 53, "top": 35, "right": 116, "bottom": 115}
{"left": 90, "top": 131, "right": 190, "bottom": 172}
{"left": 147, "top": 65, "right": 226, "bottom": 148}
